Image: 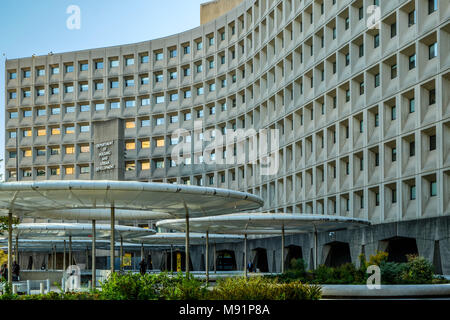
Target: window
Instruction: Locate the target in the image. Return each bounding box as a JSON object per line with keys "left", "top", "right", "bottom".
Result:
{"left": 409, "top": 54, "right": 416, "bottom": 70}
{"left": 391, "top": 23, "right": 397, "bottom": 38}
{"left": 169, "top": 49, "right": 177, "bottom": 58}
{"left": 183, "top": 90, "right": 191, "bottom": 98}
{"left": 95, "top": 82, "right": 104, "bottom": 90}
{"left": 184, "top": 112, "right": 192, "bottom": 121}
{"left": 125, "top": 57, "right": 134, "bottom": 66}
{"left": 332, "top": 27, "right": 336, "bottom": 40}
{"left": 183, "top": 67, "right": 191, "bottom": 76}
{"left": 408, "top": 10, "right": 416, "bottom": 27}
{"left": 37, "top": 88, "right": 45, "bottom": 96}
{"left": 430, "top": 135, "right": 436, "bottom": 151}
{"left": 141, "top": 76, "right": 149, "bottom": 85}
{"left": 155, "top": 74, "right": 163, "bottom": 82}
{"left": 392, "top": 147, "right": 397, "bottom": 162}
{"left": 209, "top": 37, "right": 214, "bottom": 46}
{"left": 23, "top": 110, "right": 32, "bottom": 117}
{"left": 23, "top": 149, "right": 32, "bottom": 157}
{"left": 374, "top": 73, "right": 380, "bottom": 87}
{"left": 391, "top": 64, "right": 397, "bottom": 79}
{"left": 345, "top": 89, "right": 350, "bottom": 102}
{"left": 155, "top": 160, "right": 164, "bottom": 169}
{"left": 37, "top": 128, "right": 46, "bottom": 136}
{"left": 209, "top": 83, "right": 216, "bottom": 92}
{"left": 375, "top": 192, "right": 380, "bottom": 206}
{"left": 37, "top": 168, "right": 46, "bottom": 177}
{"left": 197, "top": 87, "right": 204, "bottom": 95}
{"left": 391, "top": 106, "right": 396, "bottom": 120}
{"left": 95, "top": 103, "right": 105, "bottom": 111}
{"left": 140, "top": 119, "right": 150, "bottom": 127}
{"left": 65, "top": 65, "right": 74, "bottom": 73}
{"left": 141, "top": 55, "right": 149, "bottom": 63}
{"left": 64, "top": 105, "right": 75, "bottom": 113}
{"left": 110, "top": 80, "right": 119, "bottom": 88}
{"left": 80, "top": 145, "right": 90, "bottom": 153}
{"left": 141, "top": 140, "right": 150, "bottom": 149}
{"left": 197, "top": 41, "right": 203, "bottom": 50}
{"left": 80, "top": 125, "right": 90, "bottom": 133}
{"left": 65, "top": 85, "right": 74, "bottom": 93}
{"left": 170, "top": 93, "right": 178, "bottom": 101}
{"left": 360, "top": 82, "right": 365, "bottom": 95}
{"left": 430, "top": 181, "right": 437, "bottom": 196}
{"left": 345, "top": 53, "right": 350, "bottom": 66}
{"left": 51, "top": 66, "right": 60, "bottom": 74}
{"left": 9, "top": 91, "right": 17, "bottom": 99}
{"left": 125, "top": 141, "right": 136, "bottom": 150}
{"left": 429, "top": 89, "right": 436, "bottom": 105}
{"left": 51, "top": 87, "right": 59, "bottom": 95}
{"left": 125, "top": 100, "right": 135, "bottom": 108}
{"left": 23, "top": 89, "right": 31, "bottom": 97}
{"left": 65, "top": 126, "right": 75, "bottom": 134}
{"left": 80, "top": 63, "right": 88, "bottom": 71}
{"left": 156, "top": 96, "right": 165, "bottom": 104}
{"left": 209, "top": 60, "right": 214, "bottom": 69}
{"left": 110, "top": 101, "right": 120, "bottom": 109}
{"left": 156, "top": 117, "right": 165, "bottom": 126}
{"left": 9, "top": 131, "right": 17, "bottom": 138}
{"left": 428, "top": 0, "right": 437, "bottom": 14}
{"left": 37, "top": 68, "right": 45, "bottom": 76}
{"left": 183, "top": 46, "right": 190, "bottom": 54}
{"left": 110, "top": 59, "right": 119, "bottom": 68}
{"left": 169, "top": 71, "right": 177, "bottom": 80}
{"left": 429, "top": 42, "right": 437, "bottom": 60}
{"left": 345, "top": 17, "right": 349, "bottom": 30}
{"left": 9, "top": 71, "right": 17, "bottom": 79}
{"left": 374, "top": 34, "right": 379, "bottom": 48}
{"left": 409, "top": 98, "right": 415, "bottom": 113}
{"left": 80, "top": 166, "right": 90, "bottom": 174}
{"left": 410, "top": 186, "right": 416, "bottom": 200}
{"left": 155, "top": 52, "right": 163, "bottom": 61}
{"left": 50, "top": 147, "right": 60, "bottom": 155}
{"left": 65, "top": 167, "right": 74, "bottom": 175}
{"left": 35, "top": 108, "right": 46, "bottom": 119}
{"left": 125, "top": 78, "right": 134, "bottom": 87}
{"left": 65, "top": 146, "right": 75, "bottom": 154}
{"left": 359, "top": 44, "right": 364, "bottom": 57}
{"left": 23, "top": 70, "right": 32, "bottom": 78}
{"left": 392, "top": 189, "right": 397, "bottom": 203}
{"left": 156, "top": 138, "right": 165, "bottom": 147}
{"left": 51, "top": 127, "right": 60, "bottom": 135}
{"left": 410, "top": 141, "right": 415, "bottom": 157}
{"left": 80, "top": 83, "right": 88, "bottom": 92}
{"left": 95, "top": 61, "right": 104, "bottom": 69}
{"left": 196, "top": 64, "right": 203, "bottom": 73}
{"left": 125, "top": 162, "right": 136, "bottom": 171}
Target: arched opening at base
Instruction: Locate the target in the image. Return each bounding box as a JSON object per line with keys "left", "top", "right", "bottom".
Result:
{"left": 324, "top": 241, "right": 352, "bottom": 268}
{"left": 285, "top": 245, "right": 303, "bottom": 270}
{"left": 385, "top": 237, "right": 418, "bottom": 263}
{"left": 216, "top": 250, "right": 237, "bottom": 271}
{"left": 252, "top": 248, "right": 269, "bottom": 272}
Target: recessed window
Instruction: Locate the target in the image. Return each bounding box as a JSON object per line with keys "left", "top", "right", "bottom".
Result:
{"left": 156, "top": 117, "right": 165, "bottom": 126}
{"left": 110, "top": 80, "right": 119, "bottom": 88}
{"left": 141, "top": 98, "right": 150, "bottom": 106}
{"left": 170, "top": 93, "right": 178, "bottom": 101}
{"left": 430, "top": 181, "right": 437, "bottom": 196}
{"left": 95, "top": 61, "right": 104, "bottom": 69}
{"left": 410, "top": 185, "right": 416, "bottom": 200}
{"left": 65, "top": 126, "right": 75, "bottom": 134}
{"left": 79, "top": 83, "right": 88, "bottom": 92}
{"left": 140, "top": 76, "right": 149, "bottom": 85}
{"left": 409, "top": 98, "right": 415, "bottom": 113}
{"left": 125, "top": 57, "right": 134, "bottom": 66}
{"left": 430, "top": 135, "right": 436, "bottom": 151}
{"left": 429, "top": 42, "right": 437, "bottom": 60}
{"left": 125, "top": 100, "right": 136, "bottom": 108}
{"left": 9, "top": 71, "right": 17, "bottom": 79}
{"left": 125, "top": 78, "right": 135, "bottom": 87}
{"left": 155, "top": 52, "right": 164, "bottom": 61}
{"left": 374, "top": 73, "right": 380, "bottom": 87}
{"left": 141, "top": 119, "right": 150, "bottom": 127}
{"left": 37, "top": 128, "right": 46, "bottom": 136}
{"left": 125, "top": 141, "right": 136, "bottom": 150}
{"left": 156, "top": 138, "right": 165, "bottom": 148}
{"left": 410, "top": 141, "right": 415, "bottom": 157}
{"left": 391, "top": 64, "right": 397, "bottom": 79}
{"left": 408, "top": 54, "right": 416, "bottom": 70}
{"left": 169, "top": 71, "right": 177, "bottom": 80}
{"left": 125, "top": 162, "right": 136, "bottom": 171}
{"left": 65, "top": 65, "right": 74, "bottom": 73}
{"left": 51, "top": 66, "right": 60, "bottom": 74}
{"left": 429, "top": 89, "right": 436, "bottom": 105}
{"left": 80, "top": 63, "right": 89, "bottom": 71}
{"left": 169, "top": 49, "right": 177, "bottom": 58}
{"left": 183, "top": 46, "right": 190, "bottom": 54}
{"left": 374, "top": 34, "right": 379, "bottom": 48}
{"left": 95, "top": 103, "right": 105, "bottom": 111}
{"left": 65, "top": 146, "right": 75, "bottom": 154}
{"left": 156, "top": 96, "right": 165, "bottom": 104}
{"left": 141, "top": 54, "right": 149, "bottom": 63}
{"left": 408, "top": 10, "right": 416, "bottom": 27}
{"left": 65, "top": 85, "right": 74, "bottom": 93}
{"left": 95, "top": 82, "right": 104, "bottom": 90}
{"left": 392, "top": 189, "right": 397, "bottom": 203}
{"left": 392, "top": 147, "right": 397, "bottom": 162}
{"left": 80, "top": 125, "right": 90, "bottom": 133}
{"left": 391, "top": 106, "right": 396, "bottom": 120}
{"left": 80, "top": 145, "right": 90, "bottom": 153}
{"left": 65, "top": 166, "right": 74, "bottom": 175}
{"left": 390, "top": 23, "right": 397, "bottom": 38}
{"left": 80, "top": 166, "right": 90, "bottom": 174}
{"left": 51, "top": 127, "right": 61, "bottom": 135}
{"left": 37, "top": 68, "right": 45, "bottom": 77}
{"left": 141, "top": 139, "right": 150, "bottom": 149}
{"left": 110, "top": 59, "right": 119, "bottom": 68}
{"left": 428, "top": 0, "right": 437, "bottom": 14}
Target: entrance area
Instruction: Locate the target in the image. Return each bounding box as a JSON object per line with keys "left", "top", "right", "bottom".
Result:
{"left": 284, "top": 245, "right": 303, "bottom": 270}
{"left": 164, "top": 250, "right": 193, "bottom": 271}
{"left": 216, "top": 250, "right": 237, "bottom": 271}
{"left": 385, "top": 237, "right": 419, "bottom": 263}
{"left": 252, "top": 248, "right": 269, "bottom": 272}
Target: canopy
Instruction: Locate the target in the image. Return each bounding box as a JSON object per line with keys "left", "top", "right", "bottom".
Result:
{"left": 157, "top": 213, "right": 371, "bottom": 234}
{"left": 0, "top": 181, "right": 263, "bottom": 218}
{"left": 0, "top": 223, "right": 155, "bottom": 240}
{"left": 136, "top": 232, "right": 244, "bottom": 245}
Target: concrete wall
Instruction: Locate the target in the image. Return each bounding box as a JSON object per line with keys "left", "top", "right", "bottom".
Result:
{"left": 200, "top": 0, "right": 244, "bottom": 25}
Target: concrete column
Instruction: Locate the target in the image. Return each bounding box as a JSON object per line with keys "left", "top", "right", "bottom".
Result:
{"left": 63, "top": 240, "right": 66, "bottom": 271}
{"left": 170, "top": 245, "right": 173, "bottom": 273}
{"left": 8, "top": 211, "right": 13, "bottom": 285}
{"left": 54, "top": 245, "right": 57, "bottom": 270}
{"left": 205, "top": 231, "right": 209, "bottom": 283}
{"left": 110, "top": 206, "right": 115, "bottom": 273}
{"left": 140, "top": 243, "right": 144, "bottom": 261}
{"left": 244, "top": 234, "right": 248, "bottom": 277}
{"left": 92, "top": 220, "right": 96, "bottom": 288}
{"left": 314, "top": 226, "right": 318, "bottom": 270}
{"left": 69, "top": 235, "right": 72, "bottom": 266}
{"left": 281, "top": 226, "right": 285, "bottom": 274}
{"left": 120, "top": 236, "right": 123, "bottom": 271}
{"left": 184, "top": 204, "right": 190, "bottom": 275}
{"left": 214, "top": 243, "right": 217, "bottom": 273}
{"left": 15, "top": 235, "right": 19, "bottom": 264}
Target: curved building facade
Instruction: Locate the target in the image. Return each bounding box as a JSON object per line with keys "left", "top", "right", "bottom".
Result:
{"left": 4, "top": 0, "right": 450, "bottom": 273}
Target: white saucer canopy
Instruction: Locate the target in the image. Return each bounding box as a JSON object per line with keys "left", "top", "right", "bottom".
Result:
{"left": 0, "top": 180, "right": 263, "bottom": 283}
{"left": 157, "top": 213, "right": 370, "bottom": 274}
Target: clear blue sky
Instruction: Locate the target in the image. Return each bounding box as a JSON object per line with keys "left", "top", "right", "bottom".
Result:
{"left": 0, "top": 0, "right": 209, "bottom": 179}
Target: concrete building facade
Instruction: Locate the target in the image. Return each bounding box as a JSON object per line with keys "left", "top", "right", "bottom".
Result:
{"left": 3, "top": 0, "right": 450, "bottom": 273}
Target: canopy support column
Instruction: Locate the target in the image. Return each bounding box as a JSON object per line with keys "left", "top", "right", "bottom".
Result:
{"left": 205, "top": 231, "right": 209, "bottom": 284}
{"left": 281, "top": 226, "right": 285, "bottom": 274}
{"left": 69, "top": 235, "right": 72, "bottom": 267}
{"left": 8, "top": 211, "right": 13, "bottom": 285}
{"left": 54, "top": 245, "right": 57, "bottom": 270}
{"left": 110, "top": 206, "right": 115, "bottom": 274}
{"left": 92, "top": 220, "right": 96, "bottom": 289}
{"left": 183, "top": 203, "right": 190, "bottom": 276}
{"left": 120, "top": 236, "right": 123, "bottom": 272}
{"left": 244, "top": 233, "right": 248, "bottom": 278}
{"left": 314, "top": 226, "right": 318, "bottom": 270}
{"left": 15, "top": 235, "right": 19, "bottom": 264}
{"left": 214, "top": 243, "right": 216, "bottom": 274}
{"left": 140, "top": 243, "right": 144, "bottom": 261}
{"left": 170, "top": 245, "right": 173, "bottom": 273}
{"left": 63, "top": 240, "right": 66, "bottom": 271}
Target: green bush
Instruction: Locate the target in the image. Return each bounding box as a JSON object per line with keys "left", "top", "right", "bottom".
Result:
{"left": 210, "top": 277, "right": 321, "bottom": 300}
{"left": 402, "top": 255, "right": 434, "bottom": 284}
{"left": 379, "top": 262, "right": 407, "bottom": 284}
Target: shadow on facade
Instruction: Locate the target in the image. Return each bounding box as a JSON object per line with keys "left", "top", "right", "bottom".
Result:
{"left": 252, "top": 248, "right": 269, "bottom": 272}
{"left": 382, "top": 237, "right": 419, "bottom": 263}
{"left": 284, "top": 245, "right": 303, "bottom": 270}
{"left": 324, "top": 241, "right": 352, "bottom": 267}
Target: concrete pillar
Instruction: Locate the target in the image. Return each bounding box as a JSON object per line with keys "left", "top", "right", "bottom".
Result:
{"left": 110, "top": 206, "right": 115, "bottom": 273}
{"left": 184, "top": 204, "right": 190, "bottom": 275}
{"left": 63, "top": 240, "right": 66, "bottom": 271}
{"left": 8, "top": 211, "right": 13, "bottom": 285}
{"left": 314, "top": 227, "right": 318, "bottom": 270}
{"left": 15, "top": 235, "right": 19, "bottom": 264}
{"left": 170, "top": 245, "right": 173, "bottom": 273}
{"left": 244, "top": 234, "right": 248, "bottom": 277}
{"left": 205, "top": 231, "right": 209, "bottom": 283}
{"left": 92, "top": 220, "right": 96, "bottom": 288}
{"left": 120, "top": 236, "right": 123, "bottom": 271}
{"left": 140, "top": 243, "right": 144, "bottom": 261}
{"left": 281, "top": 226, "right": 285, "bottom": 273}
{"left": 69, "top": 236, "right": 72, "bottom": 266}
{"left": 214, "top": 243, "right": 217, "bottom": 273}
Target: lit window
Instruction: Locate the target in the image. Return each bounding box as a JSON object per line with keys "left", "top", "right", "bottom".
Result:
{"left": 125, "top": 141, "right": 136, "bottom": 150}
{"left": 50, "top": 167, "right": 60, "bottom": 176}
{"left": 141, "top": 140, "right": 150, "bottom": 149}
{"left": 80, "top": 145, "right": 90, "bottom": 153}
{"left": 23, "top": 129, "right": 32, "bottom": 137}
{"left": 37, "top": 128, "right": 46, "bottom": 136}
{"left": 23, "top": 149, "right": 32, "bottom": 157}
{"left": 65, "top": 166, "right": 74, "bottom": 175}
{"left": 156, "top": 138, "right": 165, "bottom": 147}
{"left": 125, "top": 120, "right": 135, "bottom": 129}
{"left": 50, "top": 147, "right": 60, "bottom": 155}
{"left": 51, "top": 128, "right": 61, "bottom": 135}
{"left": 65, "top": 126, "right": 75, "bottom": 134}
{"left": 141, "top": 161, "right": 150, "bottom": 170}
{"left": 65, "top": 146, "right": 75, "bottom": 154}
{"left": 125, "top": 162, "right": 136, "bottom": 171}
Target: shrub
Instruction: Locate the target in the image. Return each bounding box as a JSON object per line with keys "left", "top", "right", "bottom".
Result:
{"left": 368, "top": 251, "right": 389, "bottom": 267}
{"left": 99, "top": 272, "right": 160, "bottom": 300}
{"left": 402, "top": 255, "right": 434, "bottom": 284}
{"left": 380, "top": 262, "right": 407, "bottom": 284}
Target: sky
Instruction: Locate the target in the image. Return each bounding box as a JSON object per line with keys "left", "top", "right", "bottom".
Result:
{"left": 0, "top": 0, "right": 209, "bottom": 179}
